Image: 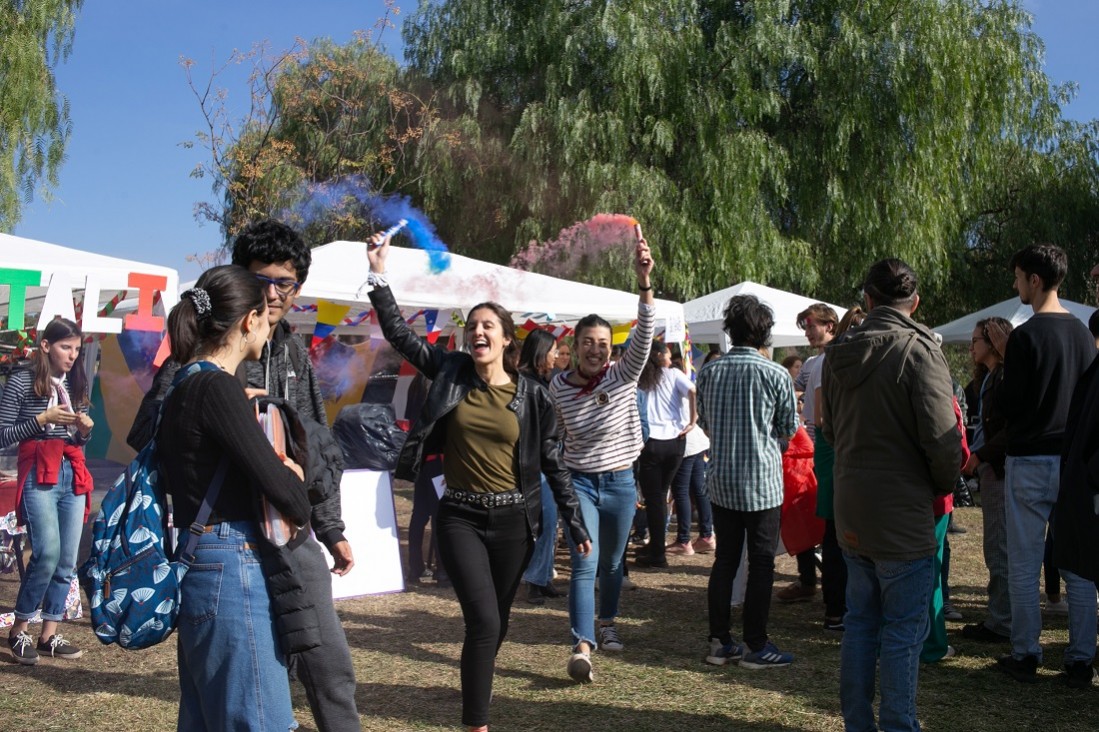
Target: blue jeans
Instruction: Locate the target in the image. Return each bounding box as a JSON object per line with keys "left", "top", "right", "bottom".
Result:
{"left": 567, "top": 468, "right": 636, "bottom": 649}
{"left": 1061, "top": 569, "right": 1098, "bottom": 665}
{"left": 177, "top": 521, "right": 295, "bottom": 732}
{"left": 1004, "top": 454, "right": 1060, "bottom": 661}
{"left": 15, "top": 459, "right": 84, "bottom": 622}
{"left": 841, "top": 552, "right": 934, "bottom": 732}
{"left": 523, "top": 476, "right": 558, "bottom": 586}
{"left": 671, "top": 452, "right": 713, "bottom": 543}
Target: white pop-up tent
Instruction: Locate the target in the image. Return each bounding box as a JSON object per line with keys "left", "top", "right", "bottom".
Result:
{"left": 932, "top": 297, "right": 1096, "bottom": 344}
{"left": 285, "top": 240, "right": 685, "bottom": 332}
{"left": 683, "top": 281, "right": 848, "bottom": 349}
{"left": 0, "top": 232, "right": 180, "bottom": 333}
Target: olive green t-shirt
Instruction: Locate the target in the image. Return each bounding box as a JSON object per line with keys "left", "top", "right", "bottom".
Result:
{"left": 443, "top": 381, "right": 520, "bottom": 494}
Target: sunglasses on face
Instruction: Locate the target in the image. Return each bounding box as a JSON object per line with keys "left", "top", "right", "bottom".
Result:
{"left": 254, "top": 274, "right": 301, "bottom": 297}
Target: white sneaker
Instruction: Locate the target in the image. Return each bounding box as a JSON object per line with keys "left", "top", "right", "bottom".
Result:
{"left": 598, "top": 624, "right": 624, "bottom": 651}
{"left": 1044, "top": 599, "right": 1069, "bottom": 615}
{"left": 567, "top": 652, "right": 594, "bottom": 683}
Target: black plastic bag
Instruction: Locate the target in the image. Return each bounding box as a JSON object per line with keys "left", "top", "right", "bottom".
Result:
{"left": 332, "top": 403, "right": 408, "bottom": 470}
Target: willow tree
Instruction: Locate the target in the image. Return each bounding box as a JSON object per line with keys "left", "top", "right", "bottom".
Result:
{"left": 0, "top": 0, "right": 83, "bottom": 228}
{"left": 404, "top": 0, "right": 1060, "bottom": 307}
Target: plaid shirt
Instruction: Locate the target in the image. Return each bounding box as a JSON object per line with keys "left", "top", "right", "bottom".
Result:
{"left": 697, "top": 347, "right": 798, "bottom": 511}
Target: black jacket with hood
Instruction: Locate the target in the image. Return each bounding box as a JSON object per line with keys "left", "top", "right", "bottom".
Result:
{"left": 1055, "top": 354, "right": 1099, "bottom": 582}
{"left": 822, "top": 306, "right": 963, "bottom": 561}
{"left": 367, "top": 284, "right": 589, "bottom": 546}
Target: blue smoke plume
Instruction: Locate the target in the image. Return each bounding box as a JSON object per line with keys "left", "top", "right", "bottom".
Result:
{"left": 285, "top": 174, "right": 451, "bottom": 273}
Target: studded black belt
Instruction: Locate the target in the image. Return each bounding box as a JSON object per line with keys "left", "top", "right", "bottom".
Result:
{"left": 443, "top": 487, "right": 523, "bottom": 508}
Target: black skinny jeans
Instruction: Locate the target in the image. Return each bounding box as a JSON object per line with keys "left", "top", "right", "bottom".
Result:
{"left": 638, "top": 436, "right": 686, "bottom": 561}
{"left": 436, "top": 498, "right": 533, "bottom": 727}
{"left": 408, "top": 456, "right": 445, "bottom": 581}
{"left": 708, "top": 504, "right": 781, "bottom": 652}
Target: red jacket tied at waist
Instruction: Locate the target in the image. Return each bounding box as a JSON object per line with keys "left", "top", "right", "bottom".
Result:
{"left": 16, "top": 440, "right": 94, "bottom": 525}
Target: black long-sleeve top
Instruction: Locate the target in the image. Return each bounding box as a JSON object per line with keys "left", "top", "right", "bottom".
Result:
{"left": 156, "top": 368, "right": 310, "bottom": 531}
{"left": 1001, "top": 313, "right": 1095, "bottom": 456}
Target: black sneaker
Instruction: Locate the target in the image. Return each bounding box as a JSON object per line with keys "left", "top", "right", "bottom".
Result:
{"left": 539, "top": 582, "right": 567, "bottom": 599}
{"left": 8, "top": 631, "right": 39, "bottom": 666}
{"left": 823, "top": 616, "right": 845, "bottom": 632}
{"left": 1059, "top": 661, "right": 1097, "bottom": 689}
{"left": 961, "top": 623, "right": 1010, "bottom": 643}
{"left": 526, "top": 583, "right": 546, "bottom": 605}
{"left": 634, "top": 553, "right": 669, "bottom": 569}
{"left": 37, "top": 634, "right": 83, "bottom": 659}
{"left": 996, "top": 654, "right": 1038, "bottom": 683}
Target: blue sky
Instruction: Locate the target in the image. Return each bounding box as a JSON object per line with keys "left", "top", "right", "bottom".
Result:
{"left": 9, "top": 0, "right": 1099, "bottom": 281}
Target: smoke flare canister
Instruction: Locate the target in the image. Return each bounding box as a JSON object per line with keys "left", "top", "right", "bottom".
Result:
{"left": 369, "top": 219, "right": 409, "bottom": 248}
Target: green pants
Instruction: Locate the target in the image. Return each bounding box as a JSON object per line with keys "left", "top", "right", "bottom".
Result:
{"left": 920, "top": 512, "right": 951, "bottom": 663}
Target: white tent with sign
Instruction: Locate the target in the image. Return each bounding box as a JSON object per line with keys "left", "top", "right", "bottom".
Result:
{"left": 1, "top": 232, "right": 181, "bottom": 466}
{"left": 931, "top": 297, "right": 1096, "bottom": 344}
{"left": 683, "top": 281, "right": 848, "bottom": 349}
{"left": 283, "top": 240, "right": 685, "bottom": 334}
{"left": 0, "top": 232, "right": 180, "bottom": 333}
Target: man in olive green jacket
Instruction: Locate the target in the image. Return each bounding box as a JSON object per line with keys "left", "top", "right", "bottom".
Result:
{"left": 822, "top": 258, "right": 962, "bottom": 732}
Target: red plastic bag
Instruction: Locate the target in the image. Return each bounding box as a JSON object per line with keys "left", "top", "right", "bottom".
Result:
{"left": 781, "top": 427, "right": 825, "bottom": 555}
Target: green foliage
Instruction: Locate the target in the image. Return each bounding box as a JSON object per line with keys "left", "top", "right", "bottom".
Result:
{"left": 195, "top": 0, "right": 1099, "bottom": 324}
{"left": 404, "top": 0, "right": 1095, "bottom": 320}
{"left": 0, "top": 0, "right": 82, "bottom": 228}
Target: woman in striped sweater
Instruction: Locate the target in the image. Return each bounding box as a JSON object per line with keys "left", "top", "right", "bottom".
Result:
{"left": 1, "top": 318, "right": 94, "bottom": 665}
{"left": 550, "top": 240, "right": 655, "bottom": 683}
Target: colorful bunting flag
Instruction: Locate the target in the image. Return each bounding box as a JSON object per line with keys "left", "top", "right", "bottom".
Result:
{"left": 312, "top": 299, "right": 352, "bottom": 349}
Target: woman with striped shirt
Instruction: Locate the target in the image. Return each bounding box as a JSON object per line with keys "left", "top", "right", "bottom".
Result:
{"left": 550, "top": 240, "right": 655, "bottom": 683}
{"left": 1, "top": 318, "right": 94, "bottom": 665}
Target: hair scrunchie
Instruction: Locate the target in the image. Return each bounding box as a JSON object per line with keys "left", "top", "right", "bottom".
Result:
{"left": 183, "top": 287, "right": 212, "bottom": 320}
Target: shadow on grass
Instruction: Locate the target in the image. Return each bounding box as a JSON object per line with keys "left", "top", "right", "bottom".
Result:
{"left": 0, "top": 660, "right": 180, "bottom": 702}
{"left": 351, "top": 680, "right": 813, "bottom": 732}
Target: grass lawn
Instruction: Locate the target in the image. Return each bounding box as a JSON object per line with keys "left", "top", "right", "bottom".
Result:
{"left": 1, "top": 490, "right": 1097, "bottom": 731}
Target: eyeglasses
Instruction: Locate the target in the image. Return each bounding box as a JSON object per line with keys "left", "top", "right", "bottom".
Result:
{"left": 254, "top": 274, "right": 301, "bottom": 297}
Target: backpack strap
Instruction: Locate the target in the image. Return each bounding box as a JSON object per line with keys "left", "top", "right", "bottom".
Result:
{"left": 176, "top": 456, "right": 230, "bottom": 567}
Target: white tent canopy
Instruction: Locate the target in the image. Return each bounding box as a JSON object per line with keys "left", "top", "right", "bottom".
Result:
{"left": 932, "top": 297, "right": 1096, "bottom": 344}
{"left": 683, "top": 281, "right": 848, "bottom": 348}
{"left": 282, "top": 240, "right": 685, "bottom": 333}
{"left": 0, "top": 232, "right": 180, "bottom": 332}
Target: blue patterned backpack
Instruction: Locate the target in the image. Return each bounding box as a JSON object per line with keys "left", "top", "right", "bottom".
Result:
{"left": 80, "top": 362, "right": 227, "bottom": 649}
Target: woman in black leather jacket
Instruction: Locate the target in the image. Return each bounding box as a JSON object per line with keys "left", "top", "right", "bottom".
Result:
{"left": 366, "top": 232, "right": 591, "bottom": 732}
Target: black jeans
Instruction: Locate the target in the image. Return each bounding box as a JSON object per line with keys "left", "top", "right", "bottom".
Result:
{"left": 408, "top": 456, "right": 445, "bottom": 581}
{"left": 638, "top": 436, "right": 686, "bottom": 561}
{"left": 821, "top": 519, "right": 847, "bottom": 618}
{"left": 795, "top": 549, "right": 818, "bottom": 588}
{"left": 708, "top": 504, "right": 781, "bottom": 652}
{"left": 437, "top": 498, "right": 532, "bottom": 727}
